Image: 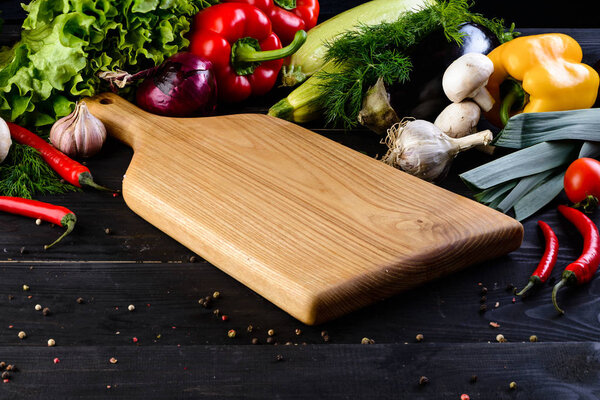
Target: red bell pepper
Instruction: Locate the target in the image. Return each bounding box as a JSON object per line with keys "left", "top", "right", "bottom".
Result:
{"left": 189, "top": 3, "right": 306, "bottom": 103}
{"left": 222, "top": 0, "right": 319, "bottom": 45}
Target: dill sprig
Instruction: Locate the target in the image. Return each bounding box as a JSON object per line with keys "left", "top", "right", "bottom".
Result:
{"left": 0, "top": 143, "right": 80, "bottom": 199}
{"left": 316, "top": 0, "right": 515, "bottom": 129}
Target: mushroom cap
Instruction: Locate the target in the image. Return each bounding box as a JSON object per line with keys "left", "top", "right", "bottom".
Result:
{"left": 442, "top": 53, "right": 494, "bottom": 103}
{"left": 434, "top": 101, "right": 481, "bottom": 138}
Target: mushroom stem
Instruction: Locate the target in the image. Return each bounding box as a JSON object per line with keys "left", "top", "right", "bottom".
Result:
{"left": 453, "top": 129, "right": 493, "bottom": 152}
{"left": 471, "top": 87, "right": 494, "bottom": 112}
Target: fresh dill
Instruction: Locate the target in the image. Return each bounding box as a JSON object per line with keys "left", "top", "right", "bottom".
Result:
{"left": 0, "top": 143, "right": 80, "bottom": 199}
{"left": 316, "top": 0, "right": 516, "bottom": 129}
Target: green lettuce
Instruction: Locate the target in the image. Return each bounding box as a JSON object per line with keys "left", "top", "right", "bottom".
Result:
{"left": 0, "top": 0, "right": 216, "bottom": 127}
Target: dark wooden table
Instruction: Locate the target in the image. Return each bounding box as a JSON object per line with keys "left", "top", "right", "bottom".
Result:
{"left": 1, "top": 1, "right": 600, "bottom": 399}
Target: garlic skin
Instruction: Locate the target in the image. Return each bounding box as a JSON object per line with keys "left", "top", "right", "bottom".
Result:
{"left": 0, "top": 117, "right": 12, "bottom": 163}
{"left": 382, "top": 119, "right": 492, "bottom": 182}
{"left": 50, "top": 101, "right": 107, "bottom": 158}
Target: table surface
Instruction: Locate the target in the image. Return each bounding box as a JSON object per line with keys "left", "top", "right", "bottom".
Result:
{"left": 1, "top": 1, "right": 600, "bottom": 399}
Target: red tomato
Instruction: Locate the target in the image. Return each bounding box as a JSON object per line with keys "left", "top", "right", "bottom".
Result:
{"left": 564, "top": 158, "right": 600, "bottom": 204}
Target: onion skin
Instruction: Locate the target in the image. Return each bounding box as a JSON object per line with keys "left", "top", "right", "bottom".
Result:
{"left": 135, "top": 52, "right": 218, "bottom": 117}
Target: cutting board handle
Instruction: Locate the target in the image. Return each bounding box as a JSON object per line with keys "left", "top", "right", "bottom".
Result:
{"left": 84, "top": 92, "right": 155, "bottom": 150}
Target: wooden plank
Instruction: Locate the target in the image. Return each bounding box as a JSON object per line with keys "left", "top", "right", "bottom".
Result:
{"left": 0, "top": 343, "right": 598, "bottom": 399}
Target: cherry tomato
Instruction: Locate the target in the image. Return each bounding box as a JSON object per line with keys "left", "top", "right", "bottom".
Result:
{"left": 564, "top": 157, "right": 600, "bottom": 206}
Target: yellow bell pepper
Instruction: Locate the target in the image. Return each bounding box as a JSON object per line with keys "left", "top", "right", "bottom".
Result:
{"left": 484, "top": 33, "right": 600, "bottom": 127}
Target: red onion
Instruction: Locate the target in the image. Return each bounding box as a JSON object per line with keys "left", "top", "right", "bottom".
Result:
{"left": 99, "top": 52, "right": 217, "bottom": 117}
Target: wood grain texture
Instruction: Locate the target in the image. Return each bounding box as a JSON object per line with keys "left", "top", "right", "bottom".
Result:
{"left": 83, "top": 93, "right": 523, "bottom": 325}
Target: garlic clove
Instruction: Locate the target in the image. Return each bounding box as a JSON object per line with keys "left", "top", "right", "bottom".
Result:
{"left": 50, "top": 101, "right": 107, "bottom": 158}
{"left": 0, "top": 117, "right": 12, "bottom": 163}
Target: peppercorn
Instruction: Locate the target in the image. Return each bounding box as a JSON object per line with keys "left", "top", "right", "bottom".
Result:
{"left": 227, "top": 329, "right": 236, "bottom": 338}
{"left": 247, "top": 325, "right": 253, "bottom": 333}
{"left": 17, "top": 331, "right": 26, "bottom": 339}
{"left": 419, "top": 376, "right": 429, "bottom": 386}
{"left": 189, "top": 255, "right": 197, "bottom": 263}
{"left": 479, "top": 304, "right": 487, "bottom": 313}
{"left": 221, "top": 315, "right": 228, "bottom": 321}
{"left": 20, "top": 246, "right": 26, "bottom": 254}
{"left": 361, "top": 337, "right": 375, "bottom": 344}
{"left": 213, "top": 309, "right": 220, "bottom": 316}
{"left": 1, "top": 372, "right": 9, "bottom": 380}
{"left": 104, "top": 228, "right": 112, "bottom": 235}
{"left": 266, "top": 337, "right": 274, "bottom": 344}
{"left": 41, "top": 307, "right": 50, "bottom": 316}
{"left": 509, "top": 381, "right": 517, "bottom": 390}
{"left": 251, "top": 338, "right": 259, "bottom": 345}
{"left": 416, "top": 333, "right": 424, "bottom": 342}
{"left": 529, "top": 335, "right": 538, "bottom": 342}
{"left": 76, "top": 297, "right": 84, "bottom": 304}
{"left": 47, "top": 338, "right": 56, "bottom": 347}
{"left": 470, "top": 375, "right": 478, "bottom": 383}
{"left": 267, "top": 329, "right": 275, "bottom": 337}
{"left": 0, "top": 362, "right": 5, "bottom": 370}
{"left": 275, "top": 354, "right": 284, "bottom": 362}
{"left": 480, "top": 287, "right": 488, "bottom": 295}
{"left": 128, "top": 304, "right": 135, "bottom": 312}
{"left": 212, "top": 291, "right": 220, "bottom": 299}
{"left": 461, "top": 394, "right": 470, "bottom": 400}
{"left": 322, "top": 334, "right": 330, "bottom": 343}
{"left": 5, "top": 365, "right": 14, "bottom": 371}
{"left": 109, "top": 357, "right": 118, "bottom": 364}
{"left": 321, "top": 330, "right": 328, "bottom": 337}
{"left": 35, "top": 304, "right": 42, "bottom": 311}
{"left": 496, "top": 334, "right": 506, "bottom": 343}
{"left": 480, "top": 296, "right": 487, "bottom": 303}
{"left": 295, "top": 328, "right": 302, "bottom": 336}
{"left": 22, "top": 285, "right": 29, "bottom": 291}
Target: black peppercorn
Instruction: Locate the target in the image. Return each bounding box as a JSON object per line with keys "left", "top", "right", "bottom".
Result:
{"left": 1, "top": 371, "right": 10, "bottom": 379}
{"left": 419, "top": 376, "right": 429, "bottom": 386}
{"left": 275, "top": 354, "right": 284, "bottom": 362}
{"left": 42, "top": 307, "right": 50, "bottom": 316}
{"left": 251, "top": 338, "right": 259, "bottom": 345}
{"left": 479, "top": 304, "right": 487, "bottom": 313}
{"left": 480, "top": 287, "right": 488, "bottom": 295}
{"left": 76, "top": 297, "right": 84, "bottom": 304}
{"left": 480, "top": 296, "right": 487, "bottom": 303}
{"left": 0, "top": 362, "right": 5, "bottom": 370}
{"left": 470, "top": 375, "right": 478, "bottom": 383}
{"left": 266, "top": 337, "right": 274, "bottom": 344}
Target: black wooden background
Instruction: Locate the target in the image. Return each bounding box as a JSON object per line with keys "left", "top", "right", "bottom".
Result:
{"left": 1, "top": 1, "right": 600, "bottom": 399}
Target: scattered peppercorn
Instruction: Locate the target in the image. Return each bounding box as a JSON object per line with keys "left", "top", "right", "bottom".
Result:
{"left": 480, "top": 296, "right": 487, "bottom": 303}
{"left": 266, "top": 337, "right": 274, "bottom": 344}
{"left": 189, "top": 255, "right": 197, "bottom": 263}
{"left": 5, "top": 365, "right": 15, "bottom": 372}
{"left": 496, "top": 334, "right": 506, "bottom": 343}
{"left": 361, "top": 337, "right": 375, "bottom": 344}
{"left": 470, "top": 375, "right": 478, "bottom": 383}
{"left": 509, "top": 381, "right": 517, "bottom": 390}
{"left": 221, "top": 315, "right": 228, "bottom": 321}
{"left": 1, "top": 372, "right": 9, "bottom": 380}
{"left": 416, "top": 333, "right": 424, "bottom": 342}
{"left": 494, "top": 302, "right": 500, "bottom": 308}
{"left": 132, "top": 337, "right": 138, "bottom": 343}
{"left": 480, "top": 287, "right": 488, "bottom": 295}
{"left": 489, "top": 322, "right": 500, "bottom": 328}
{"left": 0, "top": 362, "right": 5, "bottom": 370}
{"left": 7, "top": 295, "right": 13, "bottom": 300}
{"left": 321, "top": 330, "right": 328, "bottom": 337}
{"left": 53, "top": 358, "right": 60, "bottom": 364}
{"left": 529, "top": 335, "right": 538, "bottom": 342}
{"left": 17, "top": 331, "right": 26, "bottom": 339}
{"left": 322, "top": 334, "right": 330, "bottom": 343}
{"left": 479, "top": 304, "right": 487, "bottom": 313}
{"left": 212, "top": 291, "right": 220, "bottom": 299}
{"left": 109, "top": 357, "right": 118, "bottom": 364}
{"left": 227, "top": 329, "right": 236, "bottom": 338}
{"left": 22, "top": 285, "right": 29, "bottom": 291}
{"left": 47, "top": 339, "right": 56, "bottom": 347}
{"left": 35, "top": 304, "right": 42, "bottom": 311}
{"left": 76, "top": 297, "right": 84, "bottom": 304}
{"left": 104, "top": 228, "right": 112, "bottom": 235}
{"left": 295, "top": 328, "right": 302, "bottom": 336}
{"left": 251, "top": 338, "right": 259, "bottom": 345}
{"left": 128, "top": 304, "right": 135, "bottom": 312}
{"left": 35, "top": 218, "right": 42, "bottom": 225}
{"left": 20, "top": 246, "right": 26, "bottom": 255}
{"left": 267, "top": 329, "right": 275, "bottom": 337}
{"left": 42, "top": 307, "right": 50, "bottom": 316}
{"left": 461, "top": 394, "right": 470, "bottom": 400}
{"left": 419, "top": 376, "right": 429, "bottom": 386}
{"left": 275, "top": 354, "right": 284, "bottom": 362}
{"left": 512, "top": 297, "right": 516, "bottom": 304}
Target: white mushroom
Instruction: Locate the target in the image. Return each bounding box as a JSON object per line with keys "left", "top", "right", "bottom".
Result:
{"left": 442, "top": 53, "right": 495, "bottom": 112}
{"left": 0, "top": 117, "right": 12, "bottom": 163}
{"left": 434, "top": 101, "right": 481, "bottom": 138}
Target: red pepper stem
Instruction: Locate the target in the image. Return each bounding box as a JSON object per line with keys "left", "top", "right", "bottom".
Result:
{"left": 234, "top": 30, "right": 307, "bottom": 64}
{"left": 516, "top": 276, "right": 540, "bottom": 296}
{"left": 78, "top": 171, "right": 118, "bottom": 193}
{"left": 551, "top": 278, "right": 567, "bottom": 314}
{"left": 44, "top": 213, "right": 76, "bottom": 250}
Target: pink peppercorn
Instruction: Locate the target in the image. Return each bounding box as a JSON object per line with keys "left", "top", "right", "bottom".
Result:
{"left": 132, "top": 337, "right": 138, "bottom": 343}
{"left": 53, "top": 358, "right": 60, "bottom": 364}
{"left": 461, "top": 394, "right": 470, "bottom": 400}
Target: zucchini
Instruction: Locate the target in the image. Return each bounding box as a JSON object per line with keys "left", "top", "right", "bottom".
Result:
{"left": 280, "top": 0, "right": 433, "bottom": 87}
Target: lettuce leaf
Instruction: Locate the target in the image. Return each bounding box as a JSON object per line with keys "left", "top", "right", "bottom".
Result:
{"left": 0, "top": 0, "right": 215, "bottom": 127}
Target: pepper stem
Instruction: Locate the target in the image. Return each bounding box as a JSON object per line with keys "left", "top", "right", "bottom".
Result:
{"left": 551, "top": 278, "right": 567, "bottom": 314}
{"left": 232, "top": 30, "right": 307, "bottom": 75}
{"left": 44, "top": 213, "right": 76, "bottom": 250}
{"left": 516, "top": 281, "right": 535, "bottom": 296}
{"left": 499, "top": 79, "right": 527, "bottom": 126}
{"left": 78, "top": 171, "right": 120, "bottom": 193}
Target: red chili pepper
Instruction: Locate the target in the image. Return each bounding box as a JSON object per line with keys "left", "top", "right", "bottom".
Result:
{"left": 564, "top": 157, "right": 600, "bottom": 212}
{"left": 0, "top": 196, "right": 76, "bottom": 249}
{"left": 222, "top": 0, "right": 319, "bottom": 45}
{"left": 552, "top": 205, "right": 600, "bottom": 314}
{"left": 189, "top": 3, "right": 306, "bottom": 103}
{"left": 516, "top": 220, "right": 559, "bottom": 296}
{"left": 7, "top": 122, "right": 113, "bottom": 192}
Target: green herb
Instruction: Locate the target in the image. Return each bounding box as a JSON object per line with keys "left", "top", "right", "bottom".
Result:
{"left": 316, "top": 0, "right": 515, "bottom": 128}
{"left": 0, "top": 143, "right": 79, "bottom": 198}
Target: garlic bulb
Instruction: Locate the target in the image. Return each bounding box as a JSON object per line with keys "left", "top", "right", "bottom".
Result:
{"left": 0, "top": 117, "right": 12, "bottom": 163}
{"left": 381, "top": 119, "right": 492, "bottom": 182}
{"left": 50, "top": 101, "right": 107, "bottom": 158}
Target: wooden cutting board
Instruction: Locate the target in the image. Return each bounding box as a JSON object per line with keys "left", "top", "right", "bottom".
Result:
{"left": 85, "top": 93, "right": 523, "bottom": 325}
